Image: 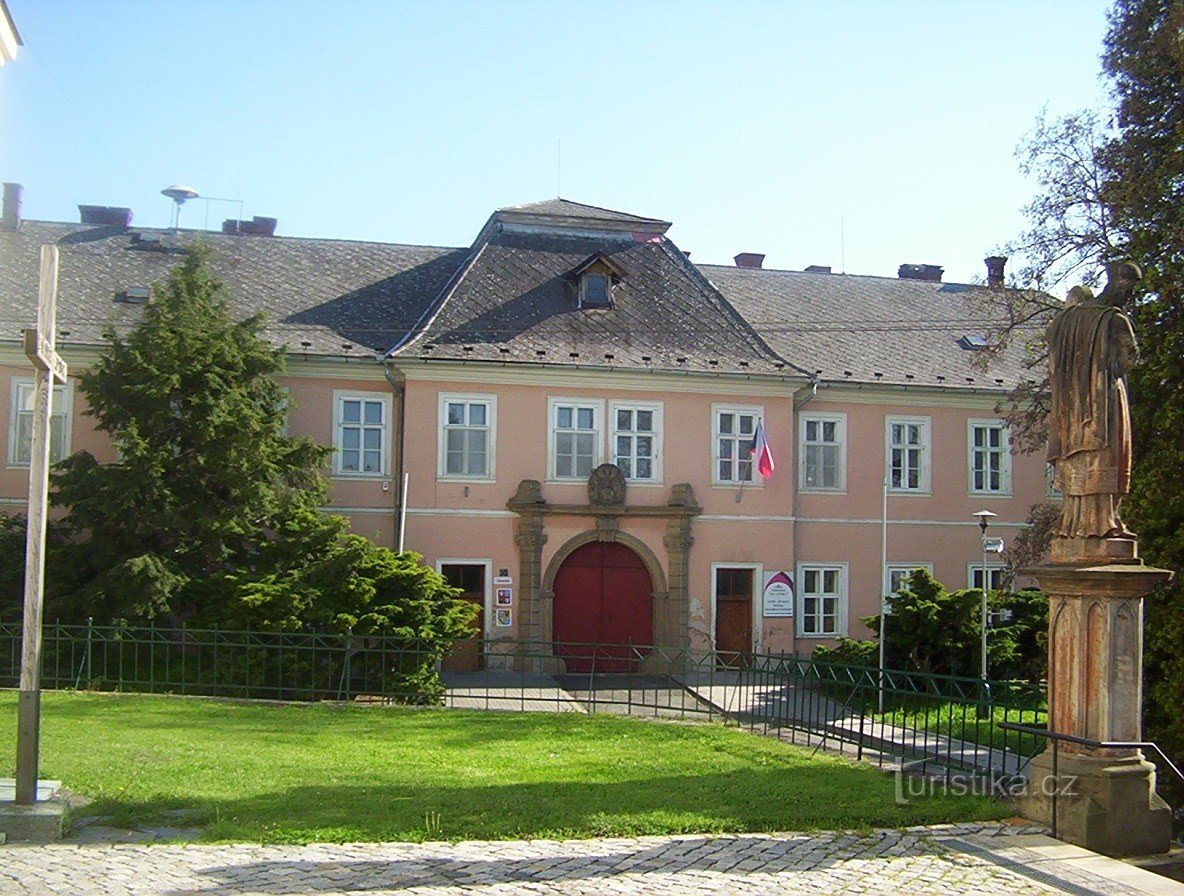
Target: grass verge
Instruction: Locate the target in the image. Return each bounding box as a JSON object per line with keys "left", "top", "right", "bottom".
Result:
{"left": 0, "top": 691, "right": 1007, "bottom": 843}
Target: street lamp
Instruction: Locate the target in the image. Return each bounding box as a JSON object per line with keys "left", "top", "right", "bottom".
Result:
{"left": 972, "top": 510, "right": 997, "bottom": 684}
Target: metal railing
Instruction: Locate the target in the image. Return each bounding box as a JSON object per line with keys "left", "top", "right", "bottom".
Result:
{"left": 0, "top": 623, "right": 1047, "bottom": 781}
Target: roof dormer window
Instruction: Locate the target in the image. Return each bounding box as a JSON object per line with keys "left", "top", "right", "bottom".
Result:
{"left": 581, "top": 273, "right": 610, "bottom": 307}
{"left": 567, "top": 252, "right": 624, "bottom": 310}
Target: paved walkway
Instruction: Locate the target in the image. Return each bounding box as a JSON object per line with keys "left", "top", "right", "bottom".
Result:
{"left": 3, "top": 824, "right": 1182, "bottom": 896}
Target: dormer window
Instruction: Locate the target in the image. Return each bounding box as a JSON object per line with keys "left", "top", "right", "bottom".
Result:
{"left": 581, "top": 273, "right": 610, "bottom": 307}
{"left": 566, "top": 252, "right": 624, "bottom": 310}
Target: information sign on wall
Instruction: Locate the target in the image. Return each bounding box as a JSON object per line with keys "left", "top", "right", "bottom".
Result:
{"left": 762, "top": 570, "right": 795, "bottom": 617}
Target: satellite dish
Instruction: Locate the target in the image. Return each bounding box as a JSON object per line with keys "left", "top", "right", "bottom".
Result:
{"left": 161, "top": 184, "right": 199, "bottom": 228}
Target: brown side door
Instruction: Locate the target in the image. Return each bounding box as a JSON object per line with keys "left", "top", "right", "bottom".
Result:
{"left": 715, "top": 567, "right": 753, "bottom": 668}
{"left": 440, "top": 563, "right": 485, "bottom": 672}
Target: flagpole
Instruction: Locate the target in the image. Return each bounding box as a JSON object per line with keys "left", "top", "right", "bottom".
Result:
{"left": 878, "top": 474, "right": 888, "bottom": 714}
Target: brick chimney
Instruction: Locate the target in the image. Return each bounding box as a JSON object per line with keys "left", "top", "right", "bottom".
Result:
{"left": 2, "top": 183, "right": 22, "bottom": 230}
{"left": 734, "top": 252, "right": 765, "bottom": 269}
{"left": 79, "top": 205, "right": 133, "bottom": 227}
{"left": 898, "top": 263, "right": 943, "bottom": 282}
{"left": 222, "top": 216, "right": 278, "bottom": 236}
{"left": 984, "top": 255, "right": 1007, "bottom": 287}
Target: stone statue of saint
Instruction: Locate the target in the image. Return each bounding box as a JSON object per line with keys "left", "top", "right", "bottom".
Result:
{"left": 1046, "top": 261, "right": 1140, "bottom": 540}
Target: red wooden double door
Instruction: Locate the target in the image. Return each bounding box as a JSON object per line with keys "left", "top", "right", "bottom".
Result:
{"left": 553, "top": 542, "right": 653, "bottom": 672}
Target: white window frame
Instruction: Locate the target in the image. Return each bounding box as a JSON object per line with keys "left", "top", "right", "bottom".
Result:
{"left": 437, "top": 392, "right": 496, "bottom": 481}
{"left": 609, "top": 400, "right": 662, "bottom": 484}
{"left": 968, "top": 419, "right": 1012, "bottom": 496}
{"left": 547, "top": 397, "right": 604, "bottom": 481}
{"left": 579, "top": 272, "right": 612, "bottom": 308}
{"left": 712, "top": 403, "right": 765, "bottom": 486}
{"left": 795, "top": 562, "right": 848, "bottom": 639}
{"left": 886, "top": 415, "right": 931, "bottom": 494}
{"left": 967, "top": 562, "right": 1008, "bottom": 593}
{"left": 799, "top": 412, "right": 846, "bottom": 492}
{"left": 710, "top": 561, "right": 764, "bottom": 654}
{"left": 884, "top": 562, "right": 933, "bottom": 597}
{"left": 332, "top": 390, "right": 392, "bottom": 478}
{"left": 7, "top": 377, "right": 73, "bottom": 468}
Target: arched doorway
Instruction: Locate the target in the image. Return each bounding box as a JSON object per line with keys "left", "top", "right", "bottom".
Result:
{"left": 552, "top": 541, "right": 653, "bottom": 672}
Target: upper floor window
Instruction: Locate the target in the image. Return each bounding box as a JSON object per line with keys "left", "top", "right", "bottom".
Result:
{"left": 333, "top": 391, "right": 390, "bottom": 477}
{"left": 969, "top": 420, "right": 1011, "bottom": 494}
{"left": 439, "top": 393, "right": 495, "bottom": 480}
{"left": 885, "top": 562, "right": 932, "bottom": 597}
{"left": 969, "top": 563, "right": 1007, "bottom": 593}
{"left": 611, "top": 402, "right": 661, "bottom": 482}
{"left": 714, "top": 405, "right": 762, "bottom": 484}
{"left": 800, "top": 413, "right": 845, "bottom": 491}
{"left": 567, "top": 252, "right": 622, "bottom": 309}
{"left": 797, "top": 563, "right": 847, "bottom": 638}
{"left": 886, "top": 415, "right": 930, "bottom": 493}
{"left": 8, "top": 377, "right": 72, "bottom": 467}
{"left": 581, "top": 273, "right": 611, "bottom": 307}
{"left": 550, "top": 398, "right": 602, "bottom": 480}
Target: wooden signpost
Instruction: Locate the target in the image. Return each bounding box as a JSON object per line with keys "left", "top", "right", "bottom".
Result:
{"left": 15, "top": 245, "right": 65, "bottom": 806}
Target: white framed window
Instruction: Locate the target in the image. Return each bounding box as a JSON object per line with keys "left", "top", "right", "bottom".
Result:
{"left": 713, "top": 404, "right": 763, "bottom": 485}
{"left": 7, "top": 377, "right": 72, "bottom": 467}
{"left": 884, "top": 562, "right": 933, "bottom": 597}
{"left": 968, "top": 563, "right": 1007, "bottom": 593}
{"left": 886, "top": 415, "right": 931, "bottom": 493}
{"left": 548, "top": 398, "right": 603, "bottom": 480}
{"left": 610, "top": 401, "right": 661, "bottom": 483}
{"left": 968, "top": 420, "right": 1011, "bottom": 495}
{"left": 332, "top": 390, "right": 391, "bottom": 477}
{"left": 800, "top": 413, "right": 846, "bottom": 491}
{"left": 438, "top": 393, "right": 496, "bottom": 480}
{"left": 796, "top": 563, "right": 847, "bottom": 638}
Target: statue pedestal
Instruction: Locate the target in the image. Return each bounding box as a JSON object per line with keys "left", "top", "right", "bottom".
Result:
{"left": 1019, "top": 548, "right": 1174, "bottom": 856}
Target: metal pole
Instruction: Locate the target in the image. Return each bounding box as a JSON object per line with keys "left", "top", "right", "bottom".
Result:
{"left": 980, "top": 531, "right": 988, "bottom": 682}
{"left": 397, "top": 472, "right": 409, "bottom": 553}
{"left": 878, "top": 475, "right": 888, "bottom": 714}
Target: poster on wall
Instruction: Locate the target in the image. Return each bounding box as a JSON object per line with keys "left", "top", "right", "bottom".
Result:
{"left": 495, "top": 608, "right": 513, "bottom": 627}
{"left": 496, "top": 588, "right": 513, "bottom": 606}
{"left": 762, "top": 571, "right": 795, "bottom": 617}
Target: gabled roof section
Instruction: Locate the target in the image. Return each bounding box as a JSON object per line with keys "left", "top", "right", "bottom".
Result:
{"left": 702, "top": 264, "right": 1040, "bottom": 392}
{"left": 391, "top": 226, "right": 793, "bottom": 376}
{"left": 492, "top": 198, "right": 671, "bottom": 235}
{"left": 0, "top": 222, "right": 466, "bottom": 356}
{"left": 565, "top": 252, "right": 626, "bottom": 282}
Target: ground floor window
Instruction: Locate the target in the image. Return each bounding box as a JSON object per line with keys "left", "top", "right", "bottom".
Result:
{"left": 796, "top": 563, "right": 846, "bottom": 637}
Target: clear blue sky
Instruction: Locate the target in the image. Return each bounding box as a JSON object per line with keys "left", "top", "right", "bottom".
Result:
{"left": 3, "top": 1, "right": 1112, "bottom": 283}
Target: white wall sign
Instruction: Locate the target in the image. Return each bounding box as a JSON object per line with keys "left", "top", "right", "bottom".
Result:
{"left": 762, "top": 571, "right": 795, "bottom": 617}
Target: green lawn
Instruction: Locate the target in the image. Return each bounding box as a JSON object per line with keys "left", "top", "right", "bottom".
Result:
{"left": 0, "top": 691, "right": 1007, "bottom": 843}
{"left": 874, "top": 702, "right": 1048, "bottom": 756}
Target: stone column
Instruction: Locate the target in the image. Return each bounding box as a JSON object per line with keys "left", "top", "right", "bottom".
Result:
{"left": 1019, "top": 541, "right": 1173, "bottom": 856}
{"left": 663, "top": 484, "right": 699, "bottom": 660}
{"left": 508, "top": 480, "right": 548, "bottom": 672}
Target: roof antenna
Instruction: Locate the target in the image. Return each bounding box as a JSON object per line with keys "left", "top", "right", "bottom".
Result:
{"left": 162, "top": 184, "right": 199, "bottom": 229}
{"left": 556, "top": 139, "right": 562, "bottom": 198}
{"left": 840, "top": 216, "right": 846, "bottom": 274}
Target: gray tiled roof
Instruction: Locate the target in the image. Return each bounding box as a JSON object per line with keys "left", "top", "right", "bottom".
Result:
{"left": 393, "top": 228, "right": 791, "bottom": 375}
{"left": 701, "top": 265, "right": 1039, "bottom": 391}
{"left": 0, "top": 221, "right": 467, "bottom": 356}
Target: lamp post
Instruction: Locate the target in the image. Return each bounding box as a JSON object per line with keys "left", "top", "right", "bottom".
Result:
{"left": 972, "top": 510, "right": 997, "bottom": 687}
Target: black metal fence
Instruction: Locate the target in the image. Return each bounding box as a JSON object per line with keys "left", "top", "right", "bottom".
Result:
{"left": 0, "top": 623, "right": 1047, "bottom": 782}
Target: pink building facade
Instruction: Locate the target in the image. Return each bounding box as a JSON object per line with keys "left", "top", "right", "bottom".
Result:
{"left": 0, "top": 192, "right": 1047, "bottom": 664}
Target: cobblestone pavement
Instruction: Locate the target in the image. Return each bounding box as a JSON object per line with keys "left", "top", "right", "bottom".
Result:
{"left": 2, "top": 823, "right": 1179, "bottom": 896}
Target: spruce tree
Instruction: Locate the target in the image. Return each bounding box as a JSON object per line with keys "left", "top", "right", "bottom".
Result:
{"left": 50, "top": 247, "right": 330, "bottom": 623}
{"left": 1101, "top": 0, "right": 1184, "bottom": 779}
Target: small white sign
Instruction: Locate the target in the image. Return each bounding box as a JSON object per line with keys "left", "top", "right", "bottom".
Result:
{"left": 493, "top": 575, "right": 513, "bottom": 586}
{"left": 762, "top": 571, "right": 795, "bottom": 617}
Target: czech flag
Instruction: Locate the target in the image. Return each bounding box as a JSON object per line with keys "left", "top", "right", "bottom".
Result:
{"left": 750, "top": 419, "right": 775, "bottom": 478}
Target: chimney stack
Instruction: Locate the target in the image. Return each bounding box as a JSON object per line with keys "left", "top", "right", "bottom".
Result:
{"left": 2, "top": 183, "right": 22, "bottom": 230}
{"left": 734, "top": 252, "right": 765, "bottom": 269}
{"left": 897, "top": 263, "right": 943, "bottom": 282}
{"left": 222, "top": 216, "right": 278, "bottom": 236}
{"left": 79, "top": 205, "right": 133, "bottom": 228}
{"left": 984, "top": 255, "right": 1007, "bottom": 287}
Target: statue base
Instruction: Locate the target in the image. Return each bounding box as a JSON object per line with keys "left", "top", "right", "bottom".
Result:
{"left": 1050, "top": 537, "right": 1137, "bottom": 564}
{"left": 1019, "top": 748, "right": 1171, "bottom": 856}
